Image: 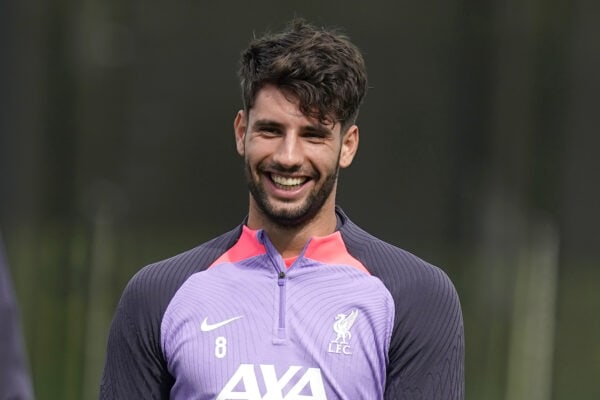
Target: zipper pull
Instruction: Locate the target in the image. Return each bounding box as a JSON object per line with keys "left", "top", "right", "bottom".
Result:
{"left": 278, "top": 271, "right": 286, "bottom": 285}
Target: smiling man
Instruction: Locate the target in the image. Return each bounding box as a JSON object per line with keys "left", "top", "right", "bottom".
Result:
{"left": 101, "top": 19, "right": 464, "bottom": 399}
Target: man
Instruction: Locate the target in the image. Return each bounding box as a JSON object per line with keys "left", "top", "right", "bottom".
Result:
{"left": 0, "top": 234, "right": 34, "bottom": 400}
{"left": 100, "top": 19, "right": 464, "bottom": 399}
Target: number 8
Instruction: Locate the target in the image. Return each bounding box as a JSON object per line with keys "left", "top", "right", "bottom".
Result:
{"left": 215, "top": 336, "right": 227, "bottom": 358}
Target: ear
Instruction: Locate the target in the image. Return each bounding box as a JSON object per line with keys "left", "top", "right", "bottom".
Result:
{"left": 339, "top": 125, "right": 359, "bottom": 168}
{"left": 233, "top": 110, "right": 247, "bottom": 156}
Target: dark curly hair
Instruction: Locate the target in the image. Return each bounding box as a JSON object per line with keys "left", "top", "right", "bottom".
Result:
{"left": 238, "top": 19, "right": 368, "bottom": 131}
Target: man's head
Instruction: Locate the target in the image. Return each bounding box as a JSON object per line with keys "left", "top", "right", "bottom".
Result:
{"left": 235, "top": 20, "right": 367, "bottom": 231}
{"left": 238, "top": 19, "right": 368, "bottom": 132}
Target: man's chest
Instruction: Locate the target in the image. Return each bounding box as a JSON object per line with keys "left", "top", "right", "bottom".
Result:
{"left": 161, "top": 265, "right": 394, "bottom": 399}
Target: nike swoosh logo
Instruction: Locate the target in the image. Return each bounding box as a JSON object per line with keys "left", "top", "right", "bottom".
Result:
{"left": 200, "top": 316, "right": 243, "bottom": 332}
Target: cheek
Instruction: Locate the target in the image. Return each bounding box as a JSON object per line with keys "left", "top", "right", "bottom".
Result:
{"left": 311, "top": 155, "right": 341, "bottom": 177}
{"left": 243, "top": 144, "right": 268, "bottom": 169}
{"left": 246, "top": 139, "right": 277, "bottom": 160}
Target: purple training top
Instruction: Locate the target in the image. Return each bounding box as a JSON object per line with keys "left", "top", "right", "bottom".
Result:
{"left": 101, "top": 207, "right": 464, "bottom": 399}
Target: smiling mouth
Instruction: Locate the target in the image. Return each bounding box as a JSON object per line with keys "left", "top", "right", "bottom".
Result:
{"left": 270, "top": 174, "right": 308, "bottom": 190}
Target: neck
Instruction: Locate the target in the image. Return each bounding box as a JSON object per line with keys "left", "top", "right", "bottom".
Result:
{"left": 246, "top": 200, "right": 338, "bottom": 258}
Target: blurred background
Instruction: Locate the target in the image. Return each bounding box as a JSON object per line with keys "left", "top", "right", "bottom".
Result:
{"left": 1, "top": 0, "right": 598, "bottom": 399}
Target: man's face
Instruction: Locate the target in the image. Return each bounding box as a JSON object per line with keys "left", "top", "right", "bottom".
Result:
{"left": 234, "top": 84, "right": 358, "bottom": 228}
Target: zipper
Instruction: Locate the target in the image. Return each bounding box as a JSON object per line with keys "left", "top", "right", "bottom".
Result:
{"left": 258, "top": 230, "right": 290, "bottom": 342}
{"left": 277, "top": 270, "right": 287, "bottom": 340}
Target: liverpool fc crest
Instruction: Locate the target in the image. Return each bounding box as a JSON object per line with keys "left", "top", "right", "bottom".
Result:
{"left": 328, "top": 309, "right": 358, "bottom": 355}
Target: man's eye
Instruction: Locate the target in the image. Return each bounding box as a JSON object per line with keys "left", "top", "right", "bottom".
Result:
{"left": 258, "top": 127, "right": 280, "bottom": 135}
{"left": 303, "top": 132, "right": 327, "bottom": 140}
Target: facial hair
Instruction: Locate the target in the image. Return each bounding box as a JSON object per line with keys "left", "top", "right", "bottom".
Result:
{"left": 244, "top": 155, "right": 340, "bottom": 228}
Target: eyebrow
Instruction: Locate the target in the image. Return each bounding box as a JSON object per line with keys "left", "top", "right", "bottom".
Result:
{"left": 252, "top": 119, "right": 284, "bottom": 131}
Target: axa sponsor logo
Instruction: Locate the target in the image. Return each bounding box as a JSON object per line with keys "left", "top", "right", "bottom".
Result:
{"left": 327, "top": 309, "right": 358, "bottom": 355}
{"left": 217, "top": 364, "right": 326, "bottom": 400}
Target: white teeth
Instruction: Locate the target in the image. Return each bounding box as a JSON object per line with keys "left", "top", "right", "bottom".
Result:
{"left": 272, "top": 174, "right": 306, "bottom": 186}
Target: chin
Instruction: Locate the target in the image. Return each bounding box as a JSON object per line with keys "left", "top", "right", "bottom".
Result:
{"left": 267, "top": 208, "right": 311, "bottom": 227}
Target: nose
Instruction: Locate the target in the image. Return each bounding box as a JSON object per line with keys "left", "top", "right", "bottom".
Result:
{"left": 272, "top": 133, "right": 303, "bottom": 168}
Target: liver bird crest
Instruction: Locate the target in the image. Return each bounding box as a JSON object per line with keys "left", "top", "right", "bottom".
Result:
{"left": 333, "top": 309, "right": 358, "bottom": 344}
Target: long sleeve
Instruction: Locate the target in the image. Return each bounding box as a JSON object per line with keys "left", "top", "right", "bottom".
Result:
{"left": 99, "top": 267, "right": 174, "bottom": 399}
{"left": 338, "top": 209, "right": 464, "bottom": 399}
{"left": 383, "top": 265, "right": 464, "bottom": 399}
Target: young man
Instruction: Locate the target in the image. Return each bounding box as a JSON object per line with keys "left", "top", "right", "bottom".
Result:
{"left": 101, "top": 20, "right": 464, "bottom": 399}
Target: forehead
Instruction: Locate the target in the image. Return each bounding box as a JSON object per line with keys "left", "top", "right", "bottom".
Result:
{"left": 249, "top": 85, "right": 339, "bottom": 132}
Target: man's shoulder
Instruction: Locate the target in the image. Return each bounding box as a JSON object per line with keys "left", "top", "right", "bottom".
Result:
{"left": 118, "top": 225, "right": 243, "bottom": 311}
{"left": 339, "top": 216, "right": 431, "bottom": 272}
{"left": 339, "top": 213, "right": 456, "bottom": 298}
{"left": 340, "top": 213, "right": 462, "bottom": 347}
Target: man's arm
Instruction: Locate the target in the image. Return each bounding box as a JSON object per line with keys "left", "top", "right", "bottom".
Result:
{"left": 100, "top": 266, "right": 174, "bottom": 399}
{"left": 338, "top": 212, "right": 465, "bottom": 399}
{"left": 384, "top": 265, "right": 464, "bottom": 399}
